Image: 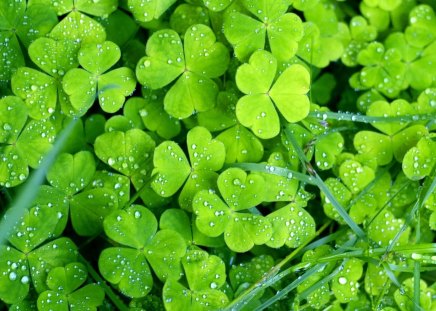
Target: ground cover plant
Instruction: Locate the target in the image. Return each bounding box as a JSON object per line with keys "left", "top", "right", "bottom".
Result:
{"left": 1, "top": 0, "right": 436, "bottom": 310}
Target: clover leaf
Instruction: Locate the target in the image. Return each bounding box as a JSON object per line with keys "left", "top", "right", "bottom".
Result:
{"left": 385, "top": 31, "right": 436, "bottom": 91}
{"left": 402, "top": 136, "right": 436, "bottom": 180}
{"left": 152, "top": 126, "right": 225, "bottom": 210}
{"left": 394, "top": 278, "right": 434, "bottom": 311}
{"left": 314, "top": 132, "right": 344, "bottom": 170}
{"left": 266, "top": 203, "right": 316, "bottom": 248}
{"left": 127, "top": 0, "right": 178, "bottom": 22}
{"left": 0, "top": 97, "right": 56, "bottom": 187}
{"left": 235, "top": 50, "right": 310, "bottom": 139}
{"left": 44, "top": 151, "right": 118, "bottom": 236}
{"left": 136, "top": 24, "right": 229, "bottom": 119}
{"left": 11, "top": 37, "right": 80, "bottom": 118}
{"left": 160, "top": 208, "right": 224, "bottom": 248}
{"left": 339, "top": 159, "right": 375, "bottom": 194}
{"left": 0, "top": 237, "right": 78, "bottom": 303}
{"left": 193, "top": 168, "right": 272, "bottom": 252}
{"left": 368, "top": 211, "right": 410, "bottom": 246}
{"left": 49, "top": 11, "right": 106, "bottom": 45}
{"left": 133, "top": 89, "right": 181, "bottom": 139}
{"left": 331, "top": 258, "right": 363, "bottom": 303}
{"left": 0, "top": 2, "right": 58, "bottom": 81}
{"left": 94, "top": 128, "right": 155, "bottom": 181}
{"left": 29, "top": 0, "right": 117, "bottom": 17}
{"left": 354, "top": 100, "right": 429, "bottom": 165}
{"left": 37, "top": 262, "right": 104, "bottom": 311}
{"left": 351, "top": 42, "right": 407, "bottom": 98}
{"left": 229, "top": 255, "right": 274, "bottom": 293}
{"left": 223, "top": 0, "right": 303, "bottom": 61}
{"left": 62, "top": 41, "right": 136, "bottom": 114}
{"left": 163, "top": 246, "right": 229, "bottom": 310}
{"left": 99, "top": 205, "right": 186, "bottom": 298}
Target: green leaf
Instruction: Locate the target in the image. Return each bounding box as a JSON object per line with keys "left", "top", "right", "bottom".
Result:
{"left": 266, "top": 204, "right": 316, "bottom": 248}
{"left": 131, "top": 91, "right": 181, "bottom": 139}
{"left": 368, "top": 211, "right": 410, "bottom": 246}
{"left": 70, "top": 188, "right": 118, "bottom": 236}
{"left": 61, "top": 68, "right": 96, "bottom": 115}
{"left": 136, "top": 29, "right": 184, "bottom": 89}
{"left": 331, "top": 258, "right": 363, "bottom": 303}
{"left": 15, "top": 4, "right": 58, "bottom": 48}
{"left": 229, "top": 255, "right": 274, "bottom": 290}
{"left": 8, "top": 206, "right": 59, "bottom": 253}
{"left": 269, "top": 63, "right": 311, "bottom": 122}
{"left": 218, "top": 168, "right": 265, "bottom": 210}
{"left": 315, "top": 132, "right": 344, "bottom": 170}
{"left": 236, "top": 94, "right": 280, "bottom": 139}
{"left": 223, "top": 11, "right": 265, "bottom": 61}
{"left": 144, "top": 229, "right": 186, "bottom": 281}
{"left": 182, "top": 247, "right": 226, "bottom": 291}
{"left": 37, "top": 291, "right": 68, "bottom": 311}
{"left": 127, "top": 0, "right": 178, "bottom": 22}
{"left": 170, "top": 3, "right": 210, "bottom": 35}
{"left": 78, "top": 41, "right": 120, "bottom": 74}
{"left": 163, "top": 278, "right": 229, "bottom": 311}
{"left": 267, "top": 13, "right": 303, "bottom": 60}
{"left": 339, "top": 159, "right": 375, "bottom": 194}
{"left": 322, "top": 178, "right": 352, "bottom": 223}
{"left": 164, "top": 71, "right": 219, "bottom": 118}
{"left": 216, "top": 124, "right": 264, "bottom": 163}
{"left": 184, "top": 24, "right": 229, "bottom": 78}
{"left": 11, "top": 67, "right": 57, "bottom": 120}
{"left": 50, "top": 12, "right": 106, "bottom": 45}
{"left": 75, "top": 0, "right": 117, "bottom": 17}
{"left": 86, "top": 170, "right": 130, "bottom": 208}
{"left": 367, "top": 100, "right": 413, "bottom": 135}
{"left": 0, "top": 246, "right": 29, "bottom": 304}
{"left": 402, "top": 137, "right": 436, "bottom": 180}
{"left": 187, "top": 126, "right": 225, "bottom": 171}
{"left": 354, "top": 131, "right": 393, "bottom": 166}
{"left": 46, "top": 262, "right": 87, "bottom": 294}
{"left": 0, "top": 96, "right": 27, "bottom": 144}
{"left": 68, "top": 283, "right": 105, "bottom": 310}
{"left": 104, "top": 205, "right": 157, "bottom": 249}
{"left": 46, "top": 151, "right": 95, "bottom": 195}
{"left": 152, "top": 141, "right": 191, "bottom": 197}
{"left": 99, "top": 247, "right": 153, "bottom": 298}
{"left": 0, "top": 32, "right": 25, "bottom": 81}
{"left": 27, "top": 238, "right": 78, "bottom": 293}
{"left": 394, "top": 278, "right": 433, "bottom": 311}
{"left": 94, "top": 129, "right": 155, "bottom": 177}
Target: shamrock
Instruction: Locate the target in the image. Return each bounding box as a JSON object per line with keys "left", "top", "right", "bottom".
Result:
{"left": 223, "top": 0, "right": 303, "bottom": 61}
{"left": 193, "top": 167, "right": 271, "bottom": 252}
{"left": 99, "top": 205, "right": 186, "bottom": 298}
{"left": 235, "top": 50, "right": 311, "bottom": 139}
{"left": 62, "top": 41, "right": 136, "bottom": 115}
{"left": 152, "top": 126, "right": 226, "bottom": 210}
{"left": 37, "top": 262, "right": 104, "bottom": 311}
{"left": 136, "top": 24, "right": 229, "bottom": 119}
{"left": 0, "top": 1, "right": 58, "bottom": 81}
{"left": 163, "top": 246, "right": 228, "bottom": 310}
{"left": 0, "top": 97, "right": 55, "bottom": 187}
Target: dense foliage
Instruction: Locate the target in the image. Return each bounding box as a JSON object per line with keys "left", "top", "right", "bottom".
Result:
{"left": 1, "top": 0, "right": 436, "bottom": 310}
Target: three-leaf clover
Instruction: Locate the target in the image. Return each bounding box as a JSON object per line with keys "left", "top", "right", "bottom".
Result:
{"left": 0, "top": 2, "right": 58, "bottom": 81}
{"left": 0, "top": 203, "right": 79, "bottom": 303}
{"left": 235, "top": 50, "right": 311, "bottom": 139}
{"left": 11, "top": 37, "right": 79, "bottom": 119}
{"left": 0, "top": 96, "right": 56, "bottom": 187}
{"left": 163, "top": 246, "right": 229, "bottom": 310}
{"left": 45, "top": 151, "right": 119, "bottom": 236}
{"left": 136, "top": 24, "right": 230, "bottom": 119}
{"left": 37, "top": 262, "right": 104, "bottom": 311}
{"left": 223, "top": 0, "right": 303, "bottom": 61}
{"left": 354, "top": 99, "right": 429, "bottom": 165}
{"left": 62, "top": 41, "right": 136, "bottom": 115}
{"left": 152, "top": 126, "right": 226, "bottom": 210}
{"left": 99, "top": 205, "right": 186, "bottom": 298}
{"left": 193, "top": 167, "right": 272, "bottom": 252}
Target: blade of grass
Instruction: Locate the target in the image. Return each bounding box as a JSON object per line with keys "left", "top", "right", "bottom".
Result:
{"left": 309, "top": 111, "right": 436, "bottom": 123}
{"left": 284, "top": 125, "right": 366, "bottom": 240}
{"left": 0, "top": 118, "right": 78, "bottom": 245}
